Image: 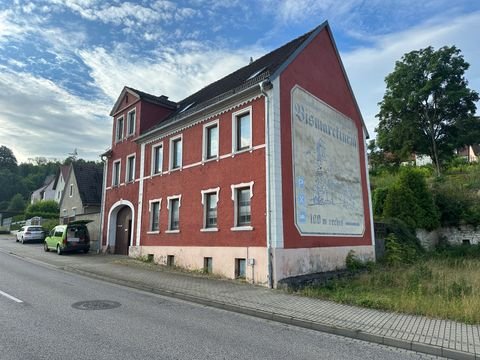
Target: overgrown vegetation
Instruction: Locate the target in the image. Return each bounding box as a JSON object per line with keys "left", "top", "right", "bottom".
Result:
{"left": 300, "top": 243, "right": 480, "bottom": 324}
{"left": 372, "top": 162, "right": 480, "bottom": 228}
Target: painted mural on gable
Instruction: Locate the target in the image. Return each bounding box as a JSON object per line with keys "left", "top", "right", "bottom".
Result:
{"left": 291, "top": 85, "right": 364, "bottom": 236}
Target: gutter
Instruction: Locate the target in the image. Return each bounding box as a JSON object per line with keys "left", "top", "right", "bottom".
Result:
{"left": 260, "top": 79, "right": 274, "bottom": 289}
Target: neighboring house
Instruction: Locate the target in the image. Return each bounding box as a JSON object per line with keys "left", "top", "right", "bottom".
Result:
{"left": 456, "top": 145, "right": 479, "bottom": 163}
{"left": 101, "top": 21, "right": 375, "bottom": 287}
{"left": 60, "top": 162, "right": 104, "bottom": 251}
{"left": 30, "top": 174, "right": 56, "bottom": 204}
{"left": 52, "top": 165, "right": 70, "bottom": 203}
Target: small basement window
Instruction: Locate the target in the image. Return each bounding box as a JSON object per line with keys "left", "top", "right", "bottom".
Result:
{"left": 167, "top": 255, "right": 175, "bottom": 267}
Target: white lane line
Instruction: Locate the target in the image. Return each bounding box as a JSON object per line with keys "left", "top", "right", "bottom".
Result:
{"left": 0, "top": 289, "right": 23, "bottom": 303}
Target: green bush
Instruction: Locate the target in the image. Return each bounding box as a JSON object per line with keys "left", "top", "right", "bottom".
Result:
{"left": 382, "top": 184, "right": 418, "bottom": 229}
{"left": 380, "top": 218, "right": 424, "bottom": 265}
{"left": 372, "top": 187, "right": 389, "bottom": 218}
{"left": 41, "top": 218, "right": 59, "bottom": 233}
{"left": 25, "top": 200, "right": 59, "bottom": 219}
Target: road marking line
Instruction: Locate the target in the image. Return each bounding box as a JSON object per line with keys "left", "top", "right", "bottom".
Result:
{"left": 0, "top": 289, "right": 23, "bottom": 303}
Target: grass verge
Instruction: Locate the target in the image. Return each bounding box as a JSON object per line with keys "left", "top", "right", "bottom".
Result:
{"left": 299, "top": 255, "right": 480, "bottom": 324}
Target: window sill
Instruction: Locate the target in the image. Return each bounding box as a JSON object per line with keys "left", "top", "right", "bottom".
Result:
{"left": 165, "top": 230, "right": 180, "bottom": 234}
{"left": 147, "top": 231, "right": 159, "bottom": 234}
{"left": 200, "top": 227, "right": 218, "bottom": 232}
{"left": 168, "top": 167, "right": 182, "bottom": 173}
{"left": 125, "top": 180, "right": 135, "bottom": 184}
{"left": 151, "top": 172, "right": 163, "bottom": 178}
{"left": 202, "top": 157, "right": 219, "bottom": 164}
{"left": 231, "top": 226, "right": 253, "bottom": 231}
{"left": 231, "top": 148, "right": 252, "bottom": 157}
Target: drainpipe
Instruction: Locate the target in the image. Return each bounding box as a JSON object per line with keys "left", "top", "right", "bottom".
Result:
{"left": 260, "top": 80, "right": 274, "bottom": 288}
{"left": 99, "top": 155, "right": 108, "bottom": 254}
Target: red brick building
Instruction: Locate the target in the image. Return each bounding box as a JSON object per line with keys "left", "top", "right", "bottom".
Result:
{"left": 101, "top": 22, "right": 375, "bottom": 287}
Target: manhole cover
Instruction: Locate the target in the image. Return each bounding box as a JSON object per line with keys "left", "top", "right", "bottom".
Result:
{"left": 72, "top": 300, "right": 121, "bottom": 310}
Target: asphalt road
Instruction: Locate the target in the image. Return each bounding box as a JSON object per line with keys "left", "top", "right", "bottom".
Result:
{"left": 0, "top": 237, "right": 441, "bottom": 359}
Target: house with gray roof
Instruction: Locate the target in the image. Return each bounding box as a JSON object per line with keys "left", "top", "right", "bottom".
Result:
{"left": 60, "top": 162, "right": 104, "bottom": 251}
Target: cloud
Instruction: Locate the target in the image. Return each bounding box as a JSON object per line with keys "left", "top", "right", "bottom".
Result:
{"left": 0, "top": 68, "right": 111, "bottom": 162}
{"left": 341, "top": 11, "right": 480, "bottom": 137}
{"left": 78, "top": 43, "right": 265, "bottom": 102}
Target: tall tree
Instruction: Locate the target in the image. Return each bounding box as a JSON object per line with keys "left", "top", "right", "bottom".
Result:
{"left": 376, "top": 46, "right": 479, "bottom": 176}
{"left": 0, "top": 145, "right": 17, "bottom": 172}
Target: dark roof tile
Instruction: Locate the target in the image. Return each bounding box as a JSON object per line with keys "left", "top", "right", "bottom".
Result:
{"left": 72, "top": 162, "right": 104, "bottom": 206}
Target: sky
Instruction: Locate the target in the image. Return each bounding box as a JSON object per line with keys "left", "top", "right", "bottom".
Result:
{"left": 0, "top": 0, "right": 479, "bottom": 163}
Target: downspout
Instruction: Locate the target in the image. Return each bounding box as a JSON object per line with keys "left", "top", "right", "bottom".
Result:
{"left": 260, "top": 80, "right": 274, "bottom": 288}
{"left": 99, "top": 155, "right": 108, "bottom": 254}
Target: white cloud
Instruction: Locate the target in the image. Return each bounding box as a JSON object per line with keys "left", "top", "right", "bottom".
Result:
{"left": 342, "top": 11, "right": 480, "bottom": 137}
{"left": 0, "top": 69, "right": 111, "bottom": 162}
{"left": 78, "top": 43, "right": 265, "bottom": 103}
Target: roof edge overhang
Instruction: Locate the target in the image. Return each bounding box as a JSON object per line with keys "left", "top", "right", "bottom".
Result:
{"left": 270, "top": 20, "right": 369, "bottom": 139}
{"left": 135, "top": 78, "right": 268, "bottom": 144}
{"left": 109, "top": 87, "right": 141, "bottom": 116}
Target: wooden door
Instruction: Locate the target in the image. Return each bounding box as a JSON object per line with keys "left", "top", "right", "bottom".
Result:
{"left": 115, "top": 206, "right": 131, "bottom": 255}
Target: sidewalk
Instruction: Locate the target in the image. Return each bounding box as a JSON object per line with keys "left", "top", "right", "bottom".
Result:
{"left": 2, "top": 238, "right": 479, "bottom": 360}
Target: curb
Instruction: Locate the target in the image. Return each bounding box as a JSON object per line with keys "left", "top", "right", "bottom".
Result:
{"left": 64, "top": 266, "right": 477, "bottom": 360}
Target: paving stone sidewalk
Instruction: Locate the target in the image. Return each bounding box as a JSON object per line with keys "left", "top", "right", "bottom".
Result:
{"left": 63, "top": 257, "right": 480, "bottom": 360}
{"left": 1, "top": 239, "right": 479, "bottom": 360}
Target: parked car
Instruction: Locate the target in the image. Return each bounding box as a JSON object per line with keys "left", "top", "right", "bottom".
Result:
{"left": 16, "top": 225, "right": 45, "bottom": 244}
{"left": 44, "top": 220, "right": 91, "bottom": 255}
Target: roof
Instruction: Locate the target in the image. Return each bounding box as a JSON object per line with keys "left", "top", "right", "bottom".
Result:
{"left": 139, "top": 24, "right": 322, "bottom": 138}
{"left": 53, "top": 165, "right": 71, "bottom": 190}
{"left": 110, "top": 86, "right": 177, "bottom": 116}
{"left": 72, "top": 162, "right": 104, "bottom": 206}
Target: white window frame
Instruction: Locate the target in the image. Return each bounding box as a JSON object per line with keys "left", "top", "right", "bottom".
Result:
{"left": 169, "top": 134, "right": 183, "bottom": 171}
{"left": 115, "top": 116, "right": 124, "bottom": 143}
{"left": 166, "top": 195, "right": 182, "bottom": 233}
{"left": 201, "top": 187, "right": 220, "bottom": 231}
{"left": 125, "top": 153, "right": 136, "bottom": 183}
{"left": 71, "top": 207, "right": 76, "bottom": 217}
{"left": 202, "top": 119, "right": 219, "bottom": 162}
{"left": 230, "top": 181, "right": 254, "bottom": 231}
{"left": 112, "top": 159, "right": 121, "bottom": 187}
{"left": 151, "top": 141, "right": 164, "bottom": 176}
{"left": 127, "top": 108, "right": 136, "bottom": 137}
{"left": 69, "top": 184, "right": 73, "bottom": 197}
{"left": 148, "top": 198, "right": 162, "bottom": 234}
{"left": 231, "top": 106, "right": 252, "bottom": 153}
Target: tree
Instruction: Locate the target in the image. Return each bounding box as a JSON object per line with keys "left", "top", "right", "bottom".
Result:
{"left": 7, "top": 194, "right": 26, "bottom": 213}
{"left": 382, "top": 167, "right": 439, "bottom": 230}
{"left": 376, "top": 46, "right": 479, "bottom": 176}
{"left": 0, "top": 145, "right": 17, "bottom": 172}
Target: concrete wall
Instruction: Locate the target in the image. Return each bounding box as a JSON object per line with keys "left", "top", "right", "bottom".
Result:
{"left": 129, "top": 245, "right": 268, "bottom": 285}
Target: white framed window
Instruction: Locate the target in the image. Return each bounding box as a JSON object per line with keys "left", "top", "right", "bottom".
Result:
{"left": 232, "top": 107, "right": 252, "bottom": 153}
{"left": 231, "top": 181, "right": 254, "bottom": 230}
{"left": 201, "top": 187, "right": 220, "bottom": 231}
{"left": 69, "top": 184, "right": 73, "bottom": 197}
{"left": 125, "top": 154, "right": 135, "bottom": 183}
{"left": 149, "top": 199, "right": 161, "bottom": 233}
{"left": 115, "top": 116, "right": 124, "bottom": 142}
{"left": 127, "top": 109, "right": 136, "bottom": 136}
{"left": 167, "top": 195, "right": 181, "bottom": 232}
{"left": 169, "top": 135, "right": 182, "bottom": 171}
{"left": 71, "top": 207, "right": 76, "bottom": 217}
{"left": 112, "top": 160, "right": 121, "bottom": 187}
{"left": 202, "top": 120, "right": 219, "bottom": 161}
{"left": 151, "top": 142, "right": 163, "bottom": 176}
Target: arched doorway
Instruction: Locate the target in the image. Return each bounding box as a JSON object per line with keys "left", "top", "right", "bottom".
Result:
{"left": 115, "top": 206, "right": 132, "bottom": 255}
{"left": 107, "top": 200, "right": 135, "bottom": 255}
